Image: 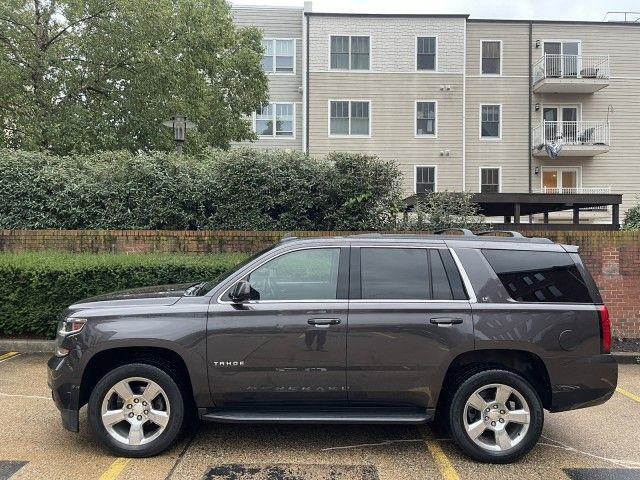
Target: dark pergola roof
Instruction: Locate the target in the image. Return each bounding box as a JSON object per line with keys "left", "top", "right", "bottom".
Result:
{"left": 404, "top": 192, "right": 623, "bottom": 229}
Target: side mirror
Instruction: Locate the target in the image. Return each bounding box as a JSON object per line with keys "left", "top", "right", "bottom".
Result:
{"left": 229, "top": 280, "right": 251, "bottom": 303}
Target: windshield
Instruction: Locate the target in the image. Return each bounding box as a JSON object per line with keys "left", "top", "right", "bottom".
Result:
{"left": 190, "top": 246, "right": 273, "bottom": 296}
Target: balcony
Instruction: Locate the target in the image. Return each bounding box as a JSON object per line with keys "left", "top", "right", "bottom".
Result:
{"left": 532, "top": 54, "right": 610, "bottom": 93}
{"left": 533, "top": 187, "right": 611, "bottom": 194}
{"left": 532, "top": 120, "right": 610, "bottom": 157}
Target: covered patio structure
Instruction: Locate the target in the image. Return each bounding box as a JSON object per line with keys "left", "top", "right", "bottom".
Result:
{"left": 403, "top": 192, "right": 623, "bottom": 231}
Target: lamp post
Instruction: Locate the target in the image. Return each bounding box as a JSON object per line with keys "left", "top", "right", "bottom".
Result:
{"left": 162, "top": 115, "right": 196, "bottom": 155}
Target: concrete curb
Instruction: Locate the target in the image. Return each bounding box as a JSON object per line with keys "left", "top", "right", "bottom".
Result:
{"left": 0, "top": 339, "right": 54, "bottom": 354}
{"left": 613, "top": 352, "right": 640, "bottom": 365}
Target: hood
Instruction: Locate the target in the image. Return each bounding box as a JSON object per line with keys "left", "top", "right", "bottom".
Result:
{"left": 66, "top": 283, "right": 195, "bottom": 312}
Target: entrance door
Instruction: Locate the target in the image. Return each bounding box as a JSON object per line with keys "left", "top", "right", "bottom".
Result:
{"left": 543, "top": 106, "right": 579, "bottom": 143}
{"left": 544, "top": 41, "right": 580, "bottom": 77}
{"left": 542, "top": 168, "right": 579, "bottom": 194}
{"left": 207, "top": 246, "right": 349, "bottom": 408}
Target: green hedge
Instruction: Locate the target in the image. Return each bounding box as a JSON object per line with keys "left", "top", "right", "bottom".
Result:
{"left": 0, "top": 148, "right": 403, "bottom": 231}
{"left": 0, "top": 253, "right": 246, "bottom": 338}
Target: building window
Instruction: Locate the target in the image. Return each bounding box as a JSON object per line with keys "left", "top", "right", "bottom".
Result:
{"left": 254, "top": 103, "right": 295, "bottom": 137}
{"left": 415, "top": 101, "right": 436, "bottom": 136}
{"left": 480, "top": 168, "right": 500, "bottom": 193}
{"left": 481, "top": 40, "right": 501, "bottom": 75}
{"left": 480, "top": 104, "right": 501, "bottom": 139}
{"left": 262, "top": 39, "right": 295, "bottom": 74}
{"left": 329, "top": 100, "right": 370, "bottom": 136}
{"left": 415, "top": 166, "right": 436, "bottom": 193}
{"left": 330, "top": 35, "right": 370, "bottom": 70}
{"left": 416, "top": 37, "right": 436, "bottom": 71}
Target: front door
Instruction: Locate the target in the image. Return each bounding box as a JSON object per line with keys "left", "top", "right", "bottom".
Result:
{"left": 542, "top": 168, "right": 579, "bottom": 193}
{"left": 346, "top": 246, "right": 473, "bottom": 409}
{"left": 207, "top": 246, "right": 349, "bottom": 408}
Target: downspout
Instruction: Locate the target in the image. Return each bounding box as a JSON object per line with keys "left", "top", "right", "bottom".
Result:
{"left": 528, "top": 21, "right": 533, "bottom": 194}
{"left": 305, "top": 14, "right": 310, "bottom": 154}
{"left": 462, "top": 19, "right": 467, "bottom": 191}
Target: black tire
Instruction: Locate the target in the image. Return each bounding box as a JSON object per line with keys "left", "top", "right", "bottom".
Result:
{"left": 88, "top": 363, "right": 185, "bottom": 458}
{"left": 448, "top": 369, "right": 543, "bottom": 464}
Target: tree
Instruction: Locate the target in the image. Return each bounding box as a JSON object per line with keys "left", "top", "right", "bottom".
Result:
{"left": 401, "top": 191, "right": 487, "bottom": 232}
{"left": 623, "top": 198, "right": 640, "bottom": 230}
{"left": 0, "top": 0, "right": 268, "bottom": 154}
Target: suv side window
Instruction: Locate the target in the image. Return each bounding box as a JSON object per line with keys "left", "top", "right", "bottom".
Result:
{"left": 248, "top": 248, "right": 341, "bottom": 301}
{"left": 360, "top": 248, "right": 467, "bottom": 300}
{"left": 482, "top": 249, "right": 593, "bottom": 303}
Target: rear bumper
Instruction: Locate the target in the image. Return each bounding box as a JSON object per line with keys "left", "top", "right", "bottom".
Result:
{"left": 547, "top": 354, "right": 618, "bottom": 412}
{"left": 47, "top": 355, "right": 80, "bottom": 432}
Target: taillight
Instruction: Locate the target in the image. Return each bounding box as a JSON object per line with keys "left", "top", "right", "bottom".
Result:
{"left": 597, "top": 305, "right": 611, "bottom": 354}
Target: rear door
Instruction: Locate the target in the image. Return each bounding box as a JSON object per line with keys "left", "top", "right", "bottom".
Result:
{"left": 346, "top": 245, "right": 474, "bottom": 409}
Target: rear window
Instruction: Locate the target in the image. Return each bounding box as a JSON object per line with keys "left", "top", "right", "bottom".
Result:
{"left": 482, "top": 249, "right": 593, "bottom": 303}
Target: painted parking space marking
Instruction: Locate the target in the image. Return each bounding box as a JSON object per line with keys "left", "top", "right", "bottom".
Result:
{"left": 616, "top": 387, "right": 640, "bottom": 404}
{"left": 564, "top": 468, "right": 640, "bottom": 480}
{"left": 418, "top": 426, "right": 461, "bottom": 480}
{"left": 97, "top": 458, "right": 130, "bottom": 480}
{"left": 0, "top": 352, "right": 20, "bottom": 363}
{"left": 0, "top": 461, "right": 27, "bottom": 479}
{"left": 203, "top": 464, "right": 380, "bottom": 480}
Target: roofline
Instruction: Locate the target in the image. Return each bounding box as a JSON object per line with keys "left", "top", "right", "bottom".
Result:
{"left": 304, "top": 12, "right": 469, "bottom": 19}
{"left": 468, "top": 18, "right": 640, "bottom": 26}
{"left": 232, "top": 4, "right": 303, "bottom": 11}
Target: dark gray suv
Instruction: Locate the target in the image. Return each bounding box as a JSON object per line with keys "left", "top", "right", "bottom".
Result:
{"left": 48, "top": 232, "right": 617, "bottom": 463}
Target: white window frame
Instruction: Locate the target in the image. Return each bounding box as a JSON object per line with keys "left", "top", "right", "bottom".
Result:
{"left": 479, "top": 166, "right": 502, "bottom": 193}
{"left": 327, "top": 99, "right": 372, "bottom": 138}
{"left": 414, "top": 100, "right": 437, "bottom": 138}
{"left": 328, "top": 35, "right": 372, "bottom": 71}
{"left": 261, "top": 38, "right": 296, "bottom": 75}
{"left": 252, "top": 102, "right": 296, "bottom": 139}
{"left": 479, "top": 103, "right": 502, "bottom": 141}
{"left": 415, "top": 35, "right": 438, "bottom": 72}
{"left": 414, "top": 165, "right": 437, "bottom": 194}
{"left": 480, "top": 40, "right": 503, "bottom": 76}
{"left": 540, "top": 166, "right": 582, "bottom": 192}
{"left": 539, "top": 103, "right": 582, "bottom": 123}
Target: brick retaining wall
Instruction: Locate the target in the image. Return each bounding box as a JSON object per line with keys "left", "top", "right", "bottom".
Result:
{"left": 1, "top": 229, "right": 639, "bottom": 338}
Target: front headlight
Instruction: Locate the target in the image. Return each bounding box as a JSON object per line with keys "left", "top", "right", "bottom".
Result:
{"left": 58, "top": 317, "right": 87, "bottom": 336}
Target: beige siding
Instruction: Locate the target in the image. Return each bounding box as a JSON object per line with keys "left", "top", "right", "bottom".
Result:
{"left": 531, "top": 23, "right": 640, "bottom": 216}
{"left": 465, "top": 22, "right": 530, "bottom": 194}
{"left": 232, "top": 6, "right": 303, "bottom": 151}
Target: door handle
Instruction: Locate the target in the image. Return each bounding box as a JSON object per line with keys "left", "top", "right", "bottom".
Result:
{"left": 429, "top": 317, "right": 463, "bottom": 326}
{"left": 308, "top": 318, "right": 341, "bottom": 327}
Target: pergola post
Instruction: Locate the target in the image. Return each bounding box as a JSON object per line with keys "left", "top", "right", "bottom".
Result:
{"left": 612, "top": 204, "right": 620, "bottom": 229}
{"left": 514, "top": 203, "right": 521, "bottom": 224}
{"left": 504, "top": 216, "right": 511, "bottom": 223}
{"left": 543, "top": 211, "right": 549, "bottom": 223}
{"left": 573, "top": 207, "right": 580, "bottom": 225}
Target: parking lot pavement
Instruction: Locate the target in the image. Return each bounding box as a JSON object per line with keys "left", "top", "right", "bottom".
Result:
{"left": 1, "top": 353, "right": 639, "bottom": 480}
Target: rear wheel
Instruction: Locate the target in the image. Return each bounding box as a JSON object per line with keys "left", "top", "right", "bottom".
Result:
{"left": 88, "top": 363, "right": 185, "bottom": 457}
{"left": 448, "top": 369, "right": 543, "bottom": 463}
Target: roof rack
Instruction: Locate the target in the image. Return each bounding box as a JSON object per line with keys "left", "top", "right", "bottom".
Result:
{"left": 433, "top": 228, "right": 475, "bottom": 236}
{"left": 475, "top": 230, "right": 525, "bottom": 238}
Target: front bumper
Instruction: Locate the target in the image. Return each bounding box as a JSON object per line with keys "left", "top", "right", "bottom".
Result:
{"left": 47, "top": 355, "right": 81, "bottom": 432}
{"left": 548, "top": 354, "right": 618, "bottom": 412}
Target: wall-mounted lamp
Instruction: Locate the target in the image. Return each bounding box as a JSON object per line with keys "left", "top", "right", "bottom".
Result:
{"left": 535, "top": 40, "right": 540, "bottom": 48}
{"left": 535, "top": 103, "right": 540, "bottom": 111}
{"left": 534, "top": 167, "right": 540, "bottom": 175}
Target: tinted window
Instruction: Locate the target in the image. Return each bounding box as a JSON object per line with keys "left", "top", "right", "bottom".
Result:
{"left": 482, "top": 249, "right": 592, "bottom": 303}
{"left": 361, "top": 248, "right": 430, "bottom": 299}
{"left": 248, "top": 248, "right": 340, "bottom": 301}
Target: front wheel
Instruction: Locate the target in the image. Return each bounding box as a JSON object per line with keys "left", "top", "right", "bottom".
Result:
{"left": 448, "top": 369, "right": 543, "bottom": 463}
{"left": 88, "top": 363, "right": 185, "bottom": 457}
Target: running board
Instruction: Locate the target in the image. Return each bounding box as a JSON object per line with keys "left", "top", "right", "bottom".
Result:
{"left": 201, "top": 409, "right": 431, "bottom": 424}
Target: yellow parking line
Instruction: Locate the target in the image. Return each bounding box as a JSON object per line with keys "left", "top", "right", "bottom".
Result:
{"left": 98, "top": 458, "right": 130, "bottom": 480}
{"left": 0, "top": 352, "right": 20, "bottom": 362}
{"left": 419, "top": 426, "right": 461, "bottom": 480}
{"left": 616, "top": 387, "right": 640, "bottom": 404}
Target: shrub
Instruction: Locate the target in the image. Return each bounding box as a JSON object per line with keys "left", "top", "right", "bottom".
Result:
{"left": 0, "top": 253, "right": 246, "bottom": 338}
{"left": 623, "top": 199, "right": 640, "bottom": 230}
{"left": 0, "top": 148, "right": 403, "bottom": 231}
{"left": 400, "top": 191, "right": 487, "bottom": 232}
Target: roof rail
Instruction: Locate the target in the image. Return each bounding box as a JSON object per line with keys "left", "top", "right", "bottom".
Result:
{"left": 475, "top": 230, "right": 525, "bottom": 238}
{"left": 433, "top": 228, "right": 475, "bottom": 236}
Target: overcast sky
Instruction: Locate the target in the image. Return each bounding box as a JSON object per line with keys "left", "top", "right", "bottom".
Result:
{"left": 229, "top": 0, "right": 640, "bottom": 22}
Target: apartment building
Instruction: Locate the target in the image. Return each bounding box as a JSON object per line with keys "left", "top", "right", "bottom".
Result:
{"left": 232, "top": 4, "right": 640, "bottom": 227}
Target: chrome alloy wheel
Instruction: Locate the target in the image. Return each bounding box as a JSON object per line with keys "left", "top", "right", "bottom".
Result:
{"left": 463, "top": 383, "right": 531, "bottom": 452}
{"left": 100, "top": 377, "right": 171, "bottom": 446}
